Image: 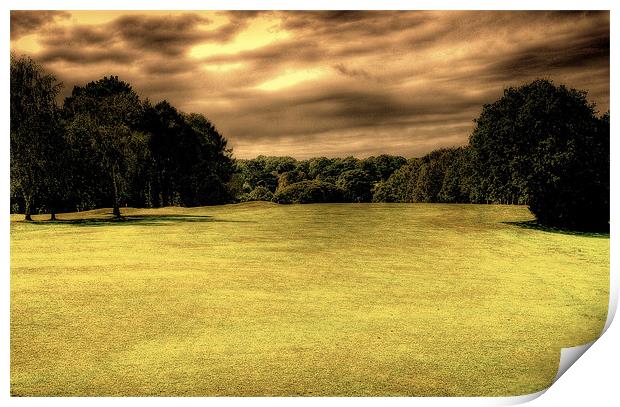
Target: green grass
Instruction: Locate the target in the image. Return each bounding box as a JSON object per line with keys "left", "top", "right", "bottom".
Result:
{"left": 10, "top": 203, "right": 609, "bottom": 396}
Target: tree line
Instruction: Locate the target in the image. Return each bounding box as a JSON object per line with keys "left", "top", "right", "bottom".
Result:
{"left": 227, "top": 81, "right": 609, "bottom": 231}
{"left": 233, "top": 147, "right": 500, "bottom": 206}
{"left": 11, "top": 54, "right": 234, "bottom": 220}
{"left": 11, "top": 54, "right": 609, "bottom": 231}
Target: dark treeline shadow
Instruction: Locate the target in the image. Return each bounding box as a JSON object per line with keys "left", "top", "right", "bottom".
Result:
{"left": 504, "top": 220, "right": 609, "bottom": 238}
{"left": 21, "top": 214, "right": 254, "bottom": 227}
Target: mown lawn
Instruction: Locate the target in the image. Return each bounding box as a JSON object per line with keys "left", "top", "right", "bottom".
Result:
{"left": 10, "top": 203, "right": 609, "bottom": 396}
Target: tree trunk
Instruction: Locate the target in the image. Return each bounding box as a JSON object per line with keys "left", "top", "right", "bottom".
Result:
{"left": 50, "top": 211, "right": 56, "bottom": 221}
{"left": 24, "top": 197, "right": 32, "bottom": 221}
{"left": 146, "top": 179, "right": 152, "bottom": 208}
{"left": 111, "top": 165, "right": 121, "bottom": 219}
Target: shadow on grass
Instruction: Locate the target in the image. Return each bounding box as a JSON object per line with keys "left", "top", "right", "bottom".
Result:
{"left": 26, "top": 213, "right": 254, "bottom": 227}
{"left": 504, "top": 220, "right": 609, "bottom": 238}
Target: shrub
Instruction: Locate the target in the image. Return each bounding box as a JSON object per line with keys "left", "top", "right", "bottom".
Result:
{"left": 273, "top": 180, "right": 344, "bottom": 204}
{"left": 241, "top": 186, "right": 274, "bottom": 202}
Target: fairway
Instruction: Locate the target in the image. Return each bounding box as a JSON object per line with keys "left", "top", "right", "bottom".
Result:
{"left": 10, "top": 203, "right": 609, "bottom": 396}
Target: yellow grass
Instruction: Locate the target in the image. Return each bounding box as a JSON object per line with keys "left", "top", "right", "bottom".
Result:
{"left": 10, "top": 203, "right": 609, "bottom": 396}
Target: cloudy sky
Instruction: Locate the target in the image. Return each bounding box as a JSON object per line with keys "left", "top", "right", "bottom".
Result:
{"left": 10, "top": 10, "right": 609, "bottom": 159}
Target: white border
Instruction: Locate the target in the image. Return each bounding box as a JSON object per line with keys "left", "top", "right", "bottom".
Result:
{"left": 1, "top": 1, "right": 616, "bottom": 11}
{"left": 2, "top": 1, "right": 617, "bottom": 405}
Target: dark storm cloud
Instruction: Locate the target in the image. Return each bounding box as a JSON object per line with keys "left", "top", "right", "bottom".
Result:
{"left": 489, "top": 25, "right": 610, "bottom": 80}
{"left": 141, "top": 61, "right": 198, "bottom": 76}
{"left": 191, "top": 10, "right": 438, "bottom": 77}
{"left": 254, "top": 89, "right": 475, "bottom": 123}
{"left": 20, "top": 11, "right": 265, "bottom": 64}
{"left": 10, "top": 10, "right": 610, "bottom": 158}
{"left": 332, "top": 64, "right": 379, "bottom": 82}
{"left": 38, "top": 47, "right": 135, "bottom": 65}
{"left": 202, "top": 83, "right": 494, "bottom": 146}
{"left": 10, "top": 10, "right": 70, "bottom": 39}
{"left": 40, "top": 25, "right": 111, "bottom": 48}
{"left": 112, "top": 14, "right": 212, "bottom": 56}
{"left": 280, "top": 10, "right": 431, "bottom": 36}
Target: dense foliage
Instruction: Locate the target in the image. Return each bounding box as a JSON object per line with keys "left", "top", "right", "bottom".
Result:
{"left": 241, "top": 186, "right": 274, "bottom": 202}
{"left": 236, "top": 149, "right": 476, "bottom": 206}
{"left": 235, "top": 155, "right": 407, "bottom": 204}
{"left": 10, "top": 54, "right": 64, "bottom": 220}
{"left": 469, "top": 80, "right": 609, "bottom": 230}
{"left": 10, "top": 54, "right": 608, "bottom": 230}
{"left": 10, "top": 54, "right": 234, "bottom": 218}
{"left": 273, "top": 180, "right": 344, "bottom": 204}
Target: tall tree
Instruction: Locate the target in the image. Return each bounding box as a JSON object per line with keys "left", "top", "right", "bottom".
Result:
{"left": 64, "top": 76, "right": 146, "bottom": 218}
{"left": 10, "top": 53, "right": 63, "bottom": 221}
{"left": 411, "top": 148, "right": 461, "bottom": 203}
{"left": 186, "top": 113, "right": 235, "bottom": 204}
{"left": 469, "top": 79, "right": 609, "bottom": 230}
{"left": 438, "top": 147, "right": 474, "bottom": 203}
{"left": 138, "top": 102, "right": 235, "bottom": 207}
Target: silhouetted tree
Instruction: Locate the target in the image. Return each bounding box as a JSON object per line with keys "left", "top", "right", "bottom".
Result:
{"left": 11, "top": 55, "right": 608, "bottom": 227}
{"left": 186, "top": 113, "right": 235, "bottom": 203}
{"left": 10, "top": 53, "right": 63, "bottom": 220}
{"left": 64, "top": 76, "right": 146, "bottom": 218}
{"left": 470, "top": 79, "right": 609, "bottom": 230}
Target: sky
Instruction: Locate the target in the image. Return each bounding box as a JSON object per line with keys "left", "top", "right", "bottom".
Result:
{"left": 10, "top": 10, "right": 610, "bottom": 159}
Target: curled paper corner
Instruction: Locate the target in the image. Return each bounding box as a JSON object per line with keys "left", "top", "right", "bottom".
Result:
{"left": 535, "top": 288, "right": 618, "bottom": 401}
{"left": 497, "top": 296, "right": 618, "bottom": 406}
{"left": 489, "top": 342, "right": 593, "bottom": 407}
{"left": 502, "top": 226, "right": 616, "bottom": 406}
{"left": 554, "top": 341, "right": 595, "bottom": 382}
{"left": 492, "top": 388, "right": 548, "bottom": 406}
{"left": 549, "top": 290, "right": 617, "bottom": 388}
{"left": 547, "top": 259, "right": 620, "bottom": 387}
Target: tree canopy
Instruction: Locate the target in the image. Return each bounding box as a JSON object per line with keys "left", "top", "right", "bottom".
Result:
{"left": 469, "top": 79, "right": 609, "bottom": 230}
{"left": 10, "top": 53, "right": 64, "bottom": 220}
{"left": 11, "top": 61, "right": 234, "bottom": 219}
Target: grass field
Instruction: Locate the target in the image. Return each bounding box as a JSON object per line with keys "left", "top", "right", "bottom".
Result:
{"left": 10, "top": 203, "right": 609, "bottom": 396}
